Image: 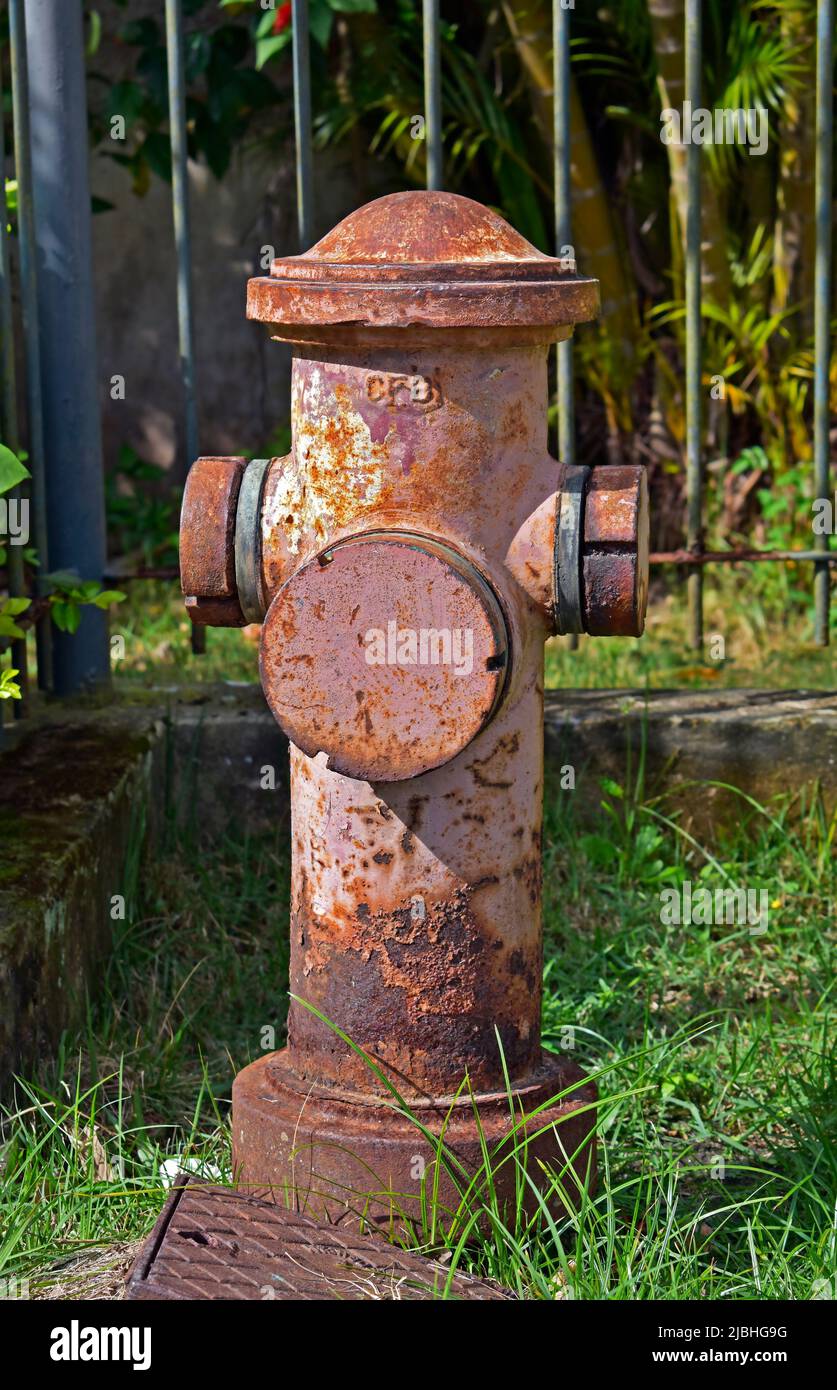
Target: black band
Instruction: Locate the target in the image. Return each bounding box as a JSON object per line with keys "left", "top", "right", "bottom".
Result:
{"left": 553, "top": 463, "right": 590, "bottom": 635}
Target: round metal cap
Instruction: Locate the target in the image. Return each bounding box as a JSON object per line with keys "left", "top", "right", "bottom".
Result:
{"left": 247, "top": 191, "right": 599, "bottom": 333}
{"left": 259, "top": 531, "right": 509, "bottom": 782}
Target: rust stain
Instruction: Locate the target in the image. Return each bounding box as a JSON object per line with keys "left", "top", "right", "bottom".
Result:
{"left": 288, "top": 875, "right": 541, "bottom": 1096}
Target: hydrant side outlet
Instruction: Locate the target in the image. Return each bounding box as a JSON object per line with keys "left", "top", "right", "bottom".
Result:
{"left": 180, "top": 191, "right": 649, "bottom": 1229}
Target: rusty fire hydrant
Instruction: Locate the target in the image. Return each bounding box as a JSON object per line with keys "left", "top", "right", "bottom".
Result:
{"left": 180, "top": 192, "right": 648, "bottom": 1226}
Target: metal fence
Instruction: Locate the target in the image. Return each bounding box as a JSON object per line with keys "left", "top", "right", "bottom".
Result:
{"left": 0, "top": 0, "right": 834, "bottom": 729}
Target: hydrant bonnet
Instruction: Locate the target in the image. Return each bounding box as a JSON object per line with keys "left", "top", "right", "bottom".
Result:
{"left": 247, "top": 189, "right": 600, "bottom": 336}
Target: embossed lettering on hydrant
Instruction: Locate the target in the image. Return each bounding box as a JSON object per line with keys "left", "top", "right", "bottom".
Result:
{"left": 366, "top": 372, "right": 443, "bottom": 412}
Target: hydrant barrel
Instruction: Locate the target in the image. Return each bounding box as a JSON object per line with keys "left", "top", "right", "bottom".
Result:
{"left": 180, "top": 191, "right": 650, "bottom": 1226}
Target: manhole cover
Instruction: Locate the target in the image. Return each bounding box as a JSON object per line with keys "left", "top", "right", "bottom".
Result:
{"left": 126, "top": 1177, "right": 512, "bottom": 1301}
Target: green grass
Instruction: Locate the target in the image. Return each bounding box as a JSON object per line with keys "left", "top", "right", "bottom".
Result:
{"left": 103, "top": 562, "right": 836, "bottom": 694}
{"left": 1, "top": 749, "right": 833, "bottom": 1300}
{"left": 546, "top": 558, "right": 836, "bottom": 689}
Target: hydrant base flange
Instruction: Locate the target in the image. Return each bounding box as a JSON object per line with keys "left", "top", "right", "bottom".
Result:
{"left": 232, "top": 1048, "right": 596, "bottom": 1230}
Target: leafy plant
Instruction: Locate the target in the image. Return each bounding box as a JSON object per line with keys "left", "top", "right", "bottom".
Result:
{"left": 87, "top": 0, "right": 281, "bottom": 189}
{"left": 0, "top": 596, "right": 30, "bottom": 641}
{"left": 0, "top": 442, "right": 29, "bottom": 496}
{"left": 105, "top": 445, "right": 181, "bottom": 566}
{"left": 0, "top": 665, "right": 20, "bottom": 699}
{"left": 43, "top": 573, "right": 127, "bottom": 636}
{"left": 0, "top": 440, "right": 123, "bottom": 693}
{"left": 0, "top": 443, "right": 29, "bottom": 698}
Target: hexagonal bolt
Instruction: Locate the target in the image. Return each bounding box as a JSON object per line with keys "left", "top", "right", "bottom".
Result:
{"left": 581, "top": 465, "right": 649, "bottom": 637}
{"left": 180, "top": 455, "right": 246, "bottom": 626}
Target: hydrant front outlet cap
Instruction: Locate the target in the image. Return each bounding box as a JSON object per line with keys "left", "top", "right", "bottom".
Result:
{"left": 260, "top": 532, "right": 509, "bottom": 782}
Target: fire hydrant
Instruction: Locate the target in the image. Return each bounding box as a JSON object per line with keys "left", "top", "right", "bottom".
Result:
{"left": 180, "top": 191, "right": 648, "bottom": 1226}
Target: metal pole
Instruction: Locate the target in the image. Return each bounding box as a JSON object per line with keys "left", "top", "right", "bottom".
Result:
{"left": 9, "top": 0, "right": 52, "bottom": 691}
{"left": 165, "top": 0, "right": 199, "bottom": 478}
{"left": 423, "top": 0, "right": 443, "bottom": 190}
{"left": 684, "top": 0, "right": 703, "bottom": 650}
{"left": 24, "top": 0, "right": 110, "bottom": 694}
{"left": 813, "top": 0, "right": 833, "bottom": 646}
{"left": 554, "top": 1, "right": 579, "bottom": 650}
{"left": 292, "top": 0, "right": 314, "bottom": 247}
{"left": 164, "top": 0, "right": 204, "bottom": 654}
{"left": 0, "top": 47, "right": 29, "bottom": 715}
{"left": 553, "top": 0, "right": 573, "bottom": 468}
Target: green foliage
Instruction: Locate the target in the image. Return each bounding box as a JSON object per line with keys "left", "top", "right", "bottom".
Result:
{"left": 0, "top": 443, "right": 27, "bottom": 697}
{"left": 0, "top": 665, "right": 20, "bottom": 700}
{"left": 3, "top": 177, "right": 17, "bottom": 233}
{"left": 308, "top": 2, "right": 550, "bottom": 247}
{"left": 106, "top": 445, "right": 181, "bottom": 565}
{"left": 88, "top": 2, "right": 281, "bottom": 188}
{"left": 0, "top": 444, "right": 29, "bottom": 496}
{"left": 647, "top": 214, "right": 835, "bottom": 554}
{"left": 44, "top": 573, "right": 126, "bottom": 635}
{"left": 0, "top": 432, "right": 124, "bottom": 669}
{"left": 85, "top": 8, "right": 102, "bottom": 58}
{"left": 0, "top": 596, "right": 30, "bottom": 641}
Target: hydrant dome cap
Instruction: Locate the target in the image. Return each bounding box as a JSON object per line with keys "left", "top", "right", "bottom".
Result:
{"left": 279, "top": 190, "right": 568, "bottom": 274}
{"left": 247, "top": 190, "right": 599, "bottom": 333}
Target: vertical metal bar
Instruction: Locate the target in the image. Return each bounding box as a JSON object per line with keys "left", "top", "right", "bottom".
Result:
{"left": 423, "top": 0, "right": 443, "bottom": 190}
{"left": 8, "top": 0, "right": 52, "bottom": 691}
{"left": 0, "top": 47, "right": 29, "bottom": 715}
{"left": 165, "top": 0, "right": 204, "bottom": 654}
{"left": 684, "top": 0, "right": 703, "bottom": 650}
{"left": 553, "top": 0, "right": 573, "bottom": 468}
{"left": 165, "top": 0, "right": 199, "bottom": 476}
{"left": 813, "top": 0, "right": 833, "bottom": 646}
{"left": 292, "top": 0, "right": 314, "bottom": 248}
{"left": 25, "top": 0, "right": 111, "bottom": 694}
{"left": 554, "top": 1, "right": 579, "bottom": 649}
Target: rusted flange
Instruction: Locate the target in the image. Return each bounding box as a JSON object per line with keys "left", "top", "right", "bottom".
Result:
{"left": 581, "top": 465, "right": 650, "bottom": 637}
{"left": 247, "top": 191, "right": 599, "bottom": 336}
{"left": 180, "top": 455, "right": 247, "bottom": 626}
{"left": 232, "top": 1047, "right": 597, "bottom": 1234}
{"left": 551, "top": 464, "right": 650, "bottom": 638}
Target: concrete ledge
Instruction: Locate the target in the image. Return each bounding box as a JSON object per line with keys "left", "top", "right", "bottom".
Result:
{"left": 160, "top": 684, "right": 289, "bottom": 839}
{"left": 545, "top": 689, "right": 837, "bottom": 833}
{"left": 1, "top": 684, "right": 834, "bottom": 1087}
{"left": 0, "top": 707, "right": 164, "bottom": 1090}
{"left": 0, "top": 686, "right": 292, "bottom": 1091}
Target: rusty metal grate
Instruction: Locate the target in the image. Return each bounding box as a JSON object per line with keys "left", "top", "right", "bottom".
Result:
{"left": 125, "top": 1177, "right": 511, "bottom": 1302}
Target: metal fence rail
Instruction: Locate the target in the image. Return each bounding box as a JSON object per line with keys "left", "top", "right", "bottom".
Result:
{"left": 164, "top": 0, "right": 203, "bottom": 656}
{"left": 0, "top": 38, "right": 26, "bottom": 713}
{"left": 814, "top": 0, "right": 835, "bottom": 645}
{"left": 0, "top": 0, "right": 834, "bottom": 729}
{"left": 7, "top": 0, "right": 52, "bottom": 692}
{"left": 684, "top": 0, "right": 703, "bottom": 651}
